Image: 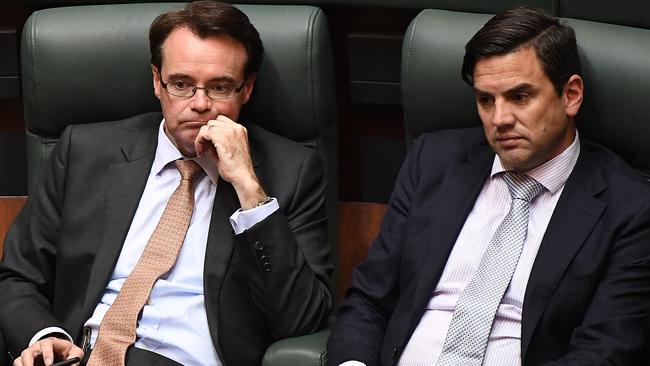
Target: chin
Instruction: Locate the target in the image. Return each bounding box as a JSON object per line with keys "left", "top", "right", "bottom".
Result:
{"left": 498, "top": 153, "right": 529, "bottom": 171}
{"left": 171, "top": 136, "right": 198, "bottom": 157}
{"left": 179, "top": 146, "right": 198, "bottom": 158}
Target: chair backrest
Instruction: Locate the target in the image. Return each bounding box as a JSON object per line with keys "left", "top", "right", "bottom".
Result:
{"left": 401, "top": 9, "right": 650, "bottom": 178}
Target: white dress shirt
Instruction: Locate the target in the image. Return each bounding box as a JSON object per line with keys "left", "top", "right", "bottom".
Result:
{"left": 341, "top": 133, "right": 579, "bottom": 366}
{"left": 31, "top": 121, "right": 279, "bottom": 366}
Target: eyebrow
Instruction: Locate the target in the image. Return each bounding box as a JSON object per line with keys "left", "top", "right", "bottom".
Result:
{"left": 473, "top": 82, "right": 537, "bottom": 97}
{"left": 505, "top": 83, "right": 536, "bottom": 96}
{"left": 165, "top": 73, "right": 238, "bottom": 84}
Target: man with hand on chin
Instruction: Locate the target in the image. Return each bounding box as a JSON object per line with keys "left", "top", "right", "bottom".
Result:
{"left": 0, "top": 1, "right": 332, "bottom": 366}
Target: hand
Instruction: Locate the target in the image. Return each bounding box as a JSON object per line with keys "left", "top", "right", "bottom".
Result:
{"left": 13, "top": 337, "right": 83, "bottom": 366}
{"left": 194, "top": 116, "right": 268, "bottom": 209}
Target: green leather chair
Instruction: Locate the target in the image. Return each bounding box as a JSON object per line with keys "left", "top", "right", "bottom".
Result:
{"left": 4, "top": 3, "right": 337, "bottom": 365}
{"left": 401, "top": 9, "right": 650, "bottom": 178}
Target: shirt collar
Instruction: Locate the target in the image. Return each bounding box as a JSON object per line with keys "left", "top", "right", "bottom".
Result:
{"left": 153, "top": 120, "right": 220, "bottom": 185}
{"left": 490, "top": 130, "right": 580, "bottom": 194}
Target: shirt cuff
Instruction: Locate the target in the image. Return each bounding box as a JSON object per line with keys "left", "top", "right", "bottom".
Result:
{"left": 29, "top": 327, "right": 73, "bottom": 346}
{"left": 340, "top": 362, "right": 366, "bottom": 366}
{"left": 229, "top": 198, "right": 279, "bottom": 234}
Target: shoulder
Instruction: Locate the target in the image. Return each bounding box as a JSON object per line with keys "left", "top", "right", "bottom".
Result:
{"left": 578, "top": 140, "right": 650, "bottom": 207}
{"left": 66, "top": 111, "right": 162, "bottom": 138}
{"left": 410, "top": 126, "right": 490, "bottom": 168}
{"left": 415, "top": 127, "right": 487, "bottom": 156}
{"left": 246, "top": 122, "right": 317, "bottom": 163}
{"left": 57, "top": 112, "right": 160, "bottom": 162}
{"left": 244, "top": 123, "right": 324, "bottom": 201}
{"left": 581, "top": 140, "right": 649, "bottom": 187}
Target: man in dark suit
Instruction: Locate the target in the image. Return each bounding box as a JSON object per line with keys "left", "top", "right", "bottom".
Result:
{"left": 0, "top": 1, "right": 331, "bottom": 365}
{"left": 328, "top": 7, "right": 650, "bottom": 366}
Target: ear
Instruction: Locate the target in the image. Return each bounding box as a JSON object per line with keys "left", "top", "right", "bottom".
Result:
{"left": 563, "top": 74, "right": 583, "bottom": 118}
{"left": 152, "top": 65, "right": 161, "bottom": 100}
{"left": 241, "top": 73, "right": 257, "bottom": 105}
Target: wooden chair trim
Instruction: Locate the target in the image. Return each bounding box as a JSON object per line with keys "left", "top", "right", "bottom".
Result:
{"left": 0, "top": 196, "right": 27, "bottom": 260}
{"left": 337, "top": 201, "right": 387, "bottom": 302}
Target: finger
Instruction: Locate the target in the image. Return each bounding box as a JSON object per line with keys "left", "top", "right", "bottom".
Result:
{"left": 195, "top": 140, "right": 204, "bottom": 157}
{"left": 13, "top": 356, "right": 23, "bottom": 366}
{"left": 50, "top": 337, "right": 81, "bottom": 355}
{"left": 196, "top": 124, "right": 222, "bottom": 156}
{"left": 65, "top": 345, "right": 84, "bottom": 365}
{"left": 20, "top": 344, "right": 41, "bottom": 366}
{"left": 214, "top": 117, "right": 245, "bottom": 137}
{"left": 215, "top": 114, "right": 235, "bottom": 125}
{"left": 205, "top": 145, "right": 219, "bottom": 163}
{"left": 40, "top": 339, "right": 55, "bottom": 365}
{"left": 195, "top": 127, "right": 209, "bottom": 157}
{"left": 217, "top": 122, "right": 248, "bottom": 148}
{"left": 199, "top": 127, "right": 228, "bottom": 155}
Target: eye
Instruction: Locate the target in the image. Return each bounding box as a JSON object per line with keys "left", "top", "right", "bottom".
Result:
{"left": 476, "top": 94, "right": 493, "bottom": 107}
{"left": 209, "top": 84, "right": 232, "bottom": 95}
{"left": 171, "top": 80, "right": 191, "bottom": 90}
{"left": 511, "top": 93, "right": 530, "bottom": 103}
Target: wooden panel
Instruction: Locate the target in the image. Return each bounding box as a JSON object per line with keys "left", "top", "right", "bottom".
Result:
{"left": 337, "top": 201, "right": 387, "bottom": 301}
{"left": 0, "top": 196, "right": 26, "bottom": 259}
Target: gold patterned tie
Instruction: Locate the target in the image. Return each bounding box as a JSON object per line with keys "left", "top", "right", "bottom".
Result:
{"left": 87, "top": 159, "right": 202, "bottom": 366}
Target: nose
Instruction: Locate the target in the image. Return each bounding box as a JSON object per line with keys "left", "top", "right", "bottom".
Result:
{"left": 492, "top": 99, "right": 515, "bottom": 128}
{"left": 189, "top": 88, "right": 212, "bottom": 112}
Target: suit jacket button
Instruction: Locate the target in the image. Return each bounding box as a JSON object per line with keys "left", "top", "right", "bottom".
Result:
{"left": 392, "top": 347, "right": 398, "bottom": 359}
{"left": 254, "top": 241, "right": 264, "bottom": 251}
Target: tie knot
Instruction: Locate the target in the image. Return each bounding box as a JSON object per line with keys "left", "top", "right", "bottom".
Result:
{"left": 174, "top": 159, "right": 202, "bottom": 182}
{"left": 502, "top": 171, "right": 544, "bottom": 202}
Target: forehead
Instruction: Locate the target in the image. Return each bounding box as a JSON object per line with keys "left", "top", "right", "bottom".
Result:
{"left": 160, "top": 27, "right": 247, "bottom": 78}
{"left": 473, "top": 47, "right": 550, "bottom": 91}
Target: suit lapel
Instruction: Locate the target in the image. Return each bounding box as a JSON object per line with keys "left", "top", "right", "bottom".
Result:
{"left": 80, "top": 127, "right": 157, "bottom": 322}
{"left": 203, "top": 129, "right": 264, "bottom": 353}
{"left": 203, "top": 179, "right": 240, "bottom": 298}
{"left": 521, "top": 150, "right": 607, "bottom": 359}
{"left": 202, "top": 126, "right": 263, "bottom": 299}
{"left": 407, "top": 146, "right": 493, "bottom": 335}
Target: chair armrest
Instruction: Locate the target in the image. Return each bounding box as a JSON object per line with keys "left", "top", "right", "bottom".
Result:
{"left": 262, "top": 328, "right": 329, "bottom": 366}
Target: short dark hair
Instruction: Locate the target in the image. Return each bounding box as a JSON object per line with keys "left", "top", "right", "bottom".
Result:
{"left": 149, "top": 0, "right": 264, "bottom": 79}
{"left": 461, "top": 7, "right": 581, "bottom": 95}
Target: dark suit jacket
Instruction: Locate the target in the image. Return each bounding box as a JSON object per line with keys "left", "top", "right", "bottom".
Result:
{"left": 328, "top": 127, "right": 650, "bottom": 365}
{"left": 0, "top": 112, "right": 333, "bottom": 366}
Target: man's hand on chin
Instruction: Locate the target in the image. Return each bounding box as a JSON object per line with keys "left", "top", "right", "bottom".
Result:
{"left": 14, "top": 337, "right": 83, "bottom": 366}
{"left": 194, "top": 116, "right": 268, "bottom": 209}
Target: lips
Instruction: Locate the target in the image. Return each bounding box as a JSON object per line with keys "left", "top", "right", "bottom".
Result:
{"left": 180, "top": 121, "right": 208, "bottom": 128}
{"left": 495, "top": 135, "right": 523, "bottom": 148}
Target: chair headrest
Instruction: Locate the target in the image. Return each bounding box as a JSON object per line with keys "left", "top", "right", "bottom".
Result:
{"left": 21, "top": 3, "right": 336, "bottom": 145}
{"left": 401, "top": 10, "right": 488, "bottom": 141}
{"left": 402, "top": 9, "right": 650, "bottom": 176}
{"left": 567, "top": 18, "right": 650, "bottom": 175}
